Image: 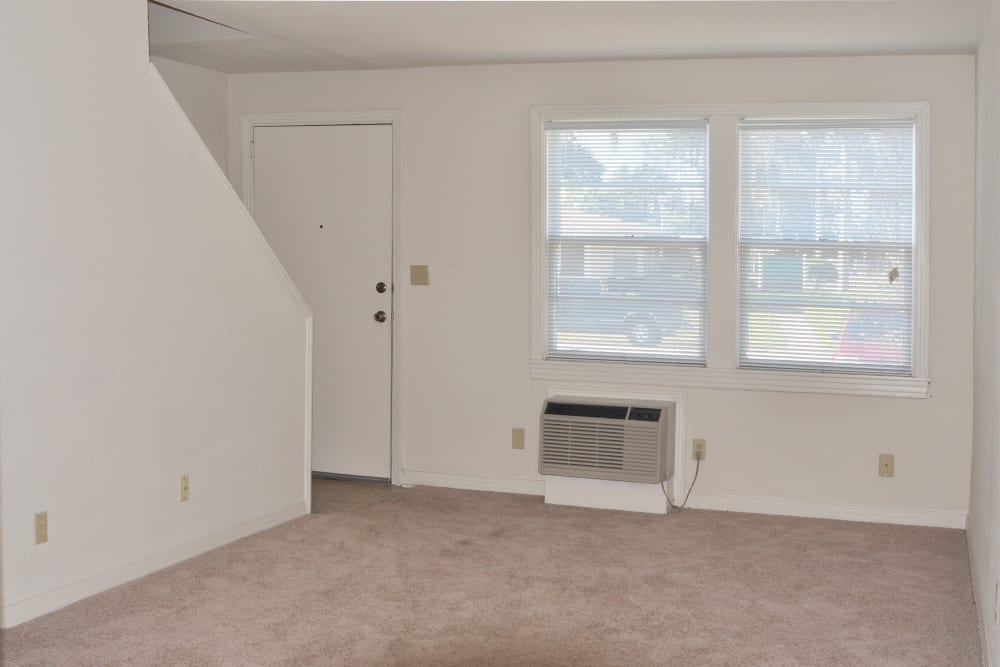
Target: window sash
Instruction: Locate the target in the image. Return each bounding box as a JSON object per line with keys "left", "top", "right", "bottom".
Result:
{"left": 544, "top": 121, "right": 709, "bottom": 364}
{"left": 737, "top": 118, "right": 917, "bottom": 375}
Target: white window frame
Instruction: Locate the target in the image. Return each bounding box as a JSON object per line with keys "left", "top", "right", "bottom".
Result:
{"left": 530, "top": 103, "right": 930, "bottom": 399}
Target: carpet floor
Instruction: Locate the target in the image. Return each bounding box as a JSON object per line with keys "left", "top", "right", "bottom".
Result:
{"left": 0, "top": 479, "right": 983, "bottom": 666}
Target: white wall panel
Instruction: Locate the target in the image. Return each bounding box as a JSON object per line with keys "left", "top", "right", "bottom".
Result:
{"left": 0, "top": 1, "right": 309, "bottom": 627}
{"left": 228, "top": 55, "right": 973, "bottom": 525}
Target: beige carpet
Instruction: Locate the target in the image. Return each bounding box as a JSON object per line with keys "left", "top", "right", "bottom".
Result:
{"left": 0, "top": 479, "right": 983, "bottom": 666}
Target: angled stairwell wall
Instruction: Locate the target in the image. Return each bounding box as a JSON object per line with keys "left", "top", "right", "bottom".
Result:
{"left": 0, "top": 1, "right": 311, "bottom": 627}
{"left": 151, "top": 56, "right": 230, "bottom": 174}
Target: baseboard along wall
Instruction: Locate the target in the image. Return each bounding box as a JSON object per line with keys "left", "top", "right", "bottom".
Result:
{"left": 0, "top": 502, "right": 307, "bottom": 629}
{"left": 400, "top": 470, "right": 966, "bottom": 529}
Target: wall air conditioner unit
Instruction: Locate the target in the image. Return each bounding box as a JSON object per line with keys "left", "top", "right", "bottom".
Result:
{"left": 539, "top": 398, "right": 674, "bottom": 484}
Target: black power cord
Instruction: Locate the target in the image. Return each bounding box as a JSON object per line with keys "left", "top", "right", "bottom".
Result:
{"left": 661, "top": 458, "right": 701, "bottom": 511}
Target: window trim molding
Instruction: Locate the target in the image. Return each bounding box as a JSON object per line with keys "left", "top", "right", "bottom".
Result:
{"left": 530, "top": 102, "right": 931, "bottom": 399}
{"left": 530, "top": 360, "right": 929, "bottom": 399}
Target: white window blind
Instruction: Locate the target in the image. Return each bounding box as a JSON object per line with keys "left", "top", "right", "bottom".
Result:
{"left": 545, "top": 120, "right": 708, "bottom": 364}
{"left": 738, "top": 117, "right": 916, "bottom": 375}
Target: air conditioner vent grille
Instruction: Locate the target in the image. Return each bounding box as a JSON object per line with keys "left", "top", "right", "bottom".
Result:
{"left": 540, "top": 420, "right": 626, "bottom": 470}
{"left": 544, "top": 402, "right": 629, "bottom": 420}
{"left": 539, "top": 398, "right": 674, "bottom": 484}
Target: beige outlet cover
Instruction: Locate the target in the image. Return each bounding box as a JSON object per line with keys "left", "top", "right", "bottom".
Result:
{"left": 879, "top": 453, "right": 894, "bottom": 477}
{"left": 512, "top": 428, "right": 525, "bottom": 450}
{"left": 410, "top": 264, "right": 430, "bottom": 286}
{"left": 35, "top": 511, "right": 48, "bottom": 544}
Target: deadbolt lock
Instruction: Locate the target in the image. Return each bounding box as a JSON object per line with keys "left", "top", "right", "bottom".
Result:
{"left": 374, "top": 310, "right": 387, "bottom": 323}
{"left": 376, "top": 281, "right": 387, "bottom": 293}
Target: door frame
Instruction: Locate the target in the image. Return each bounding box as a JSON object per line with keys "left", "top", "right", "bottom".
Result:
{"left": 240, "top": 110, "right": 405, "bottom": 489}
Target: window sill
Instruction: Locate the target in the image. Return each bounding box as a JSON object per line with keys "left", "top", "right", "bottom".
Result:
{"left": 529, "top": 359, "right": 929, "bottom": 399}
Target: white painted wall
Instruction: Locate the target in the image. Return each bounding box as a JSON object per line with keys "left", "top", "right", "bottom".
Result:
{"left": 0, "top": 2, "right": 309, "bottom": 627}
{"left": 229, "top": 55, "right": 974, "bottom": 527}
{"left": 971, "top": 0, "right": 1000, "bottom": 661}
{"left": 152, "top": 56, "right": 229, "bottom": 171}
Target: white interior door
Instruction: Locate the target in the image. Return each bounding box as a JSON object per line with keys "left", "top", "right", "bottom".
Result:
{"left": 252, "top": 124, "right": 392, "bottom": 479}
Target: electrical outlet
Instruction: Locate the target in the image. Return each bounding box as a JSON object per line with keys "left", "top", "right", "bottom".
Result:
{"left": 692, "top": 439, "right": 707, "bottom": 461}
{"left": 878, "top": 454, "right": 894, "bottom": 477}
{"left": 35, "top": 511, "right": 47, "bottom": 544}
{"left": 180, "top": 474, "right": 190, "bottom": 502}
{"left": 511, "top": 428, "right": 525, "bottom": 450}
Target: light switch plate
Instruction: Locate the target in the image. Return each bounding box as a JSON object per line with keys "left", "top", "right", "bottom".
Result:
{"left": 410, "top": 265, "right": 430, "bottom": 286}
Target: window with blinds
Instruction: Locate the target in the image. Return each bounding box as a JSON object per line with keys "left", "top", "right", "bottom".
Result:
{"left": 738, "top": 117, "right": 916, "bottom": 375}
{"left": 545, "top": 120, "right": 708, "bottom": 364}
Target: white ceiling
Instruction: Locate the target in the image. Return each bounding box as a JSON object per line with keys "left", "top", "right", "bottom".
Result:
{"left": 150, "top": 1, "right": 986, "bottom": 74}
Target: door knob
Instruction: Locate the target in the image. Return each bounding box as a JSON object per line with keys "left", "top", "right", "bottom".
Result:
{"left": 376, "top": 281, "right": 387, "bottom": 293}
{"left": 374, "top": 310, "right": 387, "bottom": 323}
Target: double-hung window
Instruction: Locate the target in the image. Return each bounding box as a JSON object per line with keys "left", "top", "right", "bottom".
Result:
{"left": 738, "top": 117, "right": 917, "bottom": 376}
{"left": 544, "top": 120, "right": 709, "bottom": 364}
{"left": 532, "top": 104, "right": 927, "bottom": 397}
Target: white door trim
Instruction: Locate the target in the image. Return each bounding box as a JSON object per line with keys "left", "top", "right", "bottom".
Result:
{"left": 241, "top": 110, "right": 405, "bottom": 487}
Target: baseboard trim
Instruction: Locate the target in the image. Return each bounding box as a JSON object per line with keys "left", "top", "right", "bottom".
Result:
{"left": 967, "top": 530, "right": 993, "bottom": 667}
{"left": 0, "top": 502, "right": 308, "bottom": 629}
{"left": 399, "top": 469, "right": 545, "bottom": 496}
{"left": 688, "top": 492, "right": 967, "bottom": 529}
{"left": 395, "top": 472, "right": 966, "bottom": 528}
